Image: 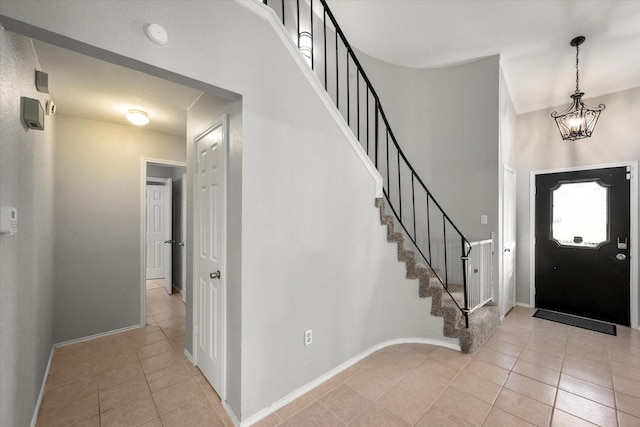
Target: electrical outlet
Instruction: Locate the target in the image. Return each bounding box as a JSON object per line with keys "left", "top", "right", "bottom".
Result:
{"left": 304, "top": 329, "right": 312, "bottom": 346}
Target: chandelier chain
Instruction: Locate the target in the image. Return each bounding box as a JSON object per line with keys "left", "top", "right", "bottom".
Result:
{"left": 575, "top": 43, "right": 580, "bottom": 93}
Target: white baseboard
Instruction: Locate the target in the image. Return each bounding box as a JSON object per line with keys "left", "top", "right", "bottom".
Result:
{"left": 224, "top": 402, "right": 241, "bottom": 427}
{"left": 240, "top": 337, "right": 458, "bottom": 426}
{"left": 54, "top": 324, "right": 142, "bottom": 348}
{"left": 183, "top": 348, "right": 195, "bottom": 365}
{"left": 31, "top": 324, "right": 152, "bottom": 425}
{"left": 516, "top": 302, "right": 533, "bottom": 308}
{"left": 31, "top": 347, "right": 55, "bottom": 427}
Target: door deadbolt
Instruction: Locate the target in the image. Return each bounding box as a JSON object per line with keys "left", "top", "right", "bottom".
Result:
{"left": 210, "top": 270, "right": 221, "bottom": 279}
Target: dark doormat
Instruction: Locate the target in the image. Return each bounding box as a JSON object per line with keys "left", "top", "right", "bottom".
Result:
{"left": 533, "top": 309, "right": 617, "bottom": 336}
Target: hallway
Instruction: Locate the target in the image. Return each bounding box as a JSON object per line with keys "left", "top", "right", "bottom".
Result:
{"left": 36, "top": 281, "right": 233, "bottom": 426}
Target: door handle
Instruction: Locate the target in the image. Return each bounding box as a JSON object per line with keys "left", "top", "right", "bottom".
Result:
{"left": 164, "top": 240, "right": 176, "bottom": 244}
{"left": 210, "top": 270, "right": 221, "bottom": 279}
{"left": 616, "top": 253, "right": 627, "bottom": 261}
{"left": 504, "top": 248, "right": 511, "bottom": 252}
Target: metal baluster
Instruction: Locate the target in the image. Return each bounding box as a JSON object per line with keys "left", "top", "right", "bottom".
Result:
{"left": 346, "top": 53, "right": 350, "bottom": 125}
{"left": 323, "top": 8, "right": 327, "bottom": 89}
{"left": 443, "top": 217, "right": 448, "bottom": 289}
{"left": 461, "top": 237, "right": 470, "bottom": 328}
{"left": 386, "top": 130, "right": 390, "bottom": 197}
{"left": 426, "top": 193, "right": 432, "bottom": 264}
{"left": 296, "top": 0, "right": 300, "bottom": 50}
{"left": 335, "top": 29, "right": 339, "bottom": 109}
{"left": 397, "top": 144, "right": 401, "bottom": 220}
{"left": 356, "top": 70, "right": 360, "bottom": 140}
{"left": 366, "top": 88, "right": 370, "bottom": 155}
{"left": 374, "top": 100, "right": 379, "bottom": 168}
{"left": 412, "top": 172, "right": 416, "bottom": 241}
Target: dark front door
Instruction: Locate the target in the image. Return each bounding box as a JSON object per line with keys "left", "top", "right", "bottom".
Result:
{"left": 535, "top": 167, "right": 630, "bottom": 326}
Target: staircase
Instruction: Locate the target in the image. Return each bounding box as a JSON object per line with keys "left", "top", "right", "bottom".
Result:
{"left": 376, "top": 198, "right": 500, "bottom": 353}
{"left": 262, "top": 0, "right": 500, "bottom": 353}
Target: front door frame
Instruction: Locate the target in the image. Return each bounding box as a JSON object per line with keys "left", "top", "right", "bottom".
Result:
{"left": 530, "top": 161, "right": 639, "bottom": 329}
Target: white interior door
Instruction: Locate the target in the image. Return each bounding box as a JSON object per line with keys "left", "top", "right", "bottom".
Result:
{"left": 502, "top": 166, "right": 516, "bottom": 317}
{"left": 194, "top": 119, "right": 226, "bottom": 396}
{"left": 146, "top": 184, "right": 167, "bottom": 280}
{"left": 146, "top": 179, "right": 173, "bottom": 294}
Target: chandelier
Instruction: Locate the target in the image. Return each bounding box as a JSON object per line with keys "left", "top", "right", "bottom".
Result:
{"left": 551, "top": 36, "right": 605, "bottom": 141}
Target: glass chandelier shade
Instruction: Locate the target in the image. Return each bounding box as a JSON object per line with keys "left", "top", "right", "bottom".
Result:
{"left": 551, "top": 36, "right": 605, "bottom": 141}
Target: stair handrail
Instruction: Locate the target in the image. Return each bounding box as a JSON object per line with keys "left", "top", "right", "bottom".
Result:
{"left": 262, "top": 0, "right": 475, "bottom": 327}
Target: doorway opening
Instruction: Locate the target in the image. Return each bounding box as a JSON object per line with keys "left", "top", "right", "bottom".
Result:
{"left": 17, "top": 28, "right": 240, "bottom": 410}
{"left": 142, "top": 160, "right": 187, "bottom": 326}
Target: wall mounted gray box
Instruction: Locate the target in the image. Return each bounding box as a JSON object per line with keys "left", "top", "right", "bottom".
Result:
{"left": 21, "top": 97, "right": 44, "bottom": 130}
{"left": 36, "top": 70, "right": 49, "bottom": 93}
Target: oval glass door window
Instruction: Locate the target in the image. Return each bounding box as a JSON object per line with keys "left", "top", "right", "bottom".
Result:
{"left": 552, "top": 181, "right": 608, "bottom": 248}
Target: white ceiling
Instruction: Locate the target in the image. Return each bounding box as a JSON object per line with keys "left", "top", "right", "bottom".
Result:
{"left": 30, "top": 0, "right": 640, "bottom": 134}
{"left": 325, "top": 0, "right": 640, "bottom": 114}
{"left": 32, "top": 40, "right": 203, "bottom": 137}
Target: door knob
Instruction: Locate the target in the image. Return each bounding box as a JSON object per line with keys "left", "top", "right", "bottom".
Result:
{"left": 178, "top": 241, "right": 185, "bottom": 247}
{"left": 616, "top": 253, "right": 627, "bottom": 261}
{"left": 504, "top": 248, "right": 511, "bottom": 252}
{"left": 210, "top": 270, "right": 221, "bottom": 279}
{"left": 164, "top": 240, "right": 176, "bottom": 244}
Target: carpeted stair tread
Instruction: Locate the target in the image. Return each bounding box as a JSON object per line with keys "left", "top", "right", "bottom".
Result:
{"left": 375, "top": 198, "right": 500, "bottom": 354}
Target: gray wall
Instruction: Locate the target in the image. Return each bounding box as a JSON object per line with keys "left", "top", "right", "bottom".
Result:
{"left": 2, "top": 1, "right": 457, "bottom": 422}
{"left": 514, "top": 87, "right": 640, "bottom": 311}
{"left": 355, "top": 53, "right": 501, "bottom": 243}
{"left": 147, "top": 163, "right": 186, "bottom": 180}
{"left": 0, "top": 29, "right": 55, "bottom": 427}
{"left": 53, "top": 114, "right": 185, "bottom": 342}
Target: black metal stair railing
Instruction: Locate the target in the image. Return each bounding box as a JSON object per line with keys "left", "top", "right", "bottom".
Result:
{"left": 262, "top": 0, "right": 473, "bottom": 327}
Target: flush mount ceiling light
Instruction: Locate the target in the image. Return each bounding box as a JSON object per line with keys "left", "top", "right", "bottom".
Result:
{"left": 126, "top": 109, "right": 150, "bottom": 126}
{"left": 551, "top": 36, "right": 605, "bottom": 141}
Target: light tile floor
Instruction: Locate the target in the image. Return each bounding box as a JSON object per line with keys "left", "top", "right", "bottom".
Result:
{"left": 37, "top": 289, "right": 640, "bottom": 427}
{"left": 256, "top": 307, "right": 640, "bottom": 427}
{"left": 36, "top": 279, "right": 233, "bottom": 427}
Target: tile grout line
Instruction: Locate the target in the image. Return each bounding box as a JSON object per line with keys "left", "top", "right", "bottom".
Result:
{"left": 478, "top": 322, "right": 529, "bottom": 427}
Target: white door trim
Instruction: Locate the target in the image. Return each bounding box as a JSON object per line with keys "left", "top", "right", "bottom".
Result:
{"left": 529, "top": 161, "right": 639, "bottom": 329}
{"left": 181, "top": 173, "right": 187, "bottom": 304}
{"left": 192, "top": 115, "right": 228, "bottom": 401}
{"left": 501, "top": 165, "right": 516, "bottom": 319}
{"left": 140, "top": 158, "right": 187, "bottom": 327}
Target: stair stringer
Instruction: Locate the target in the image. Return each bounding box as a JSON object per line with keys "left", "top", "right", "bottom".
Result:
{"left": 375, "top": 198, "right": 500, "bottom": 353}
